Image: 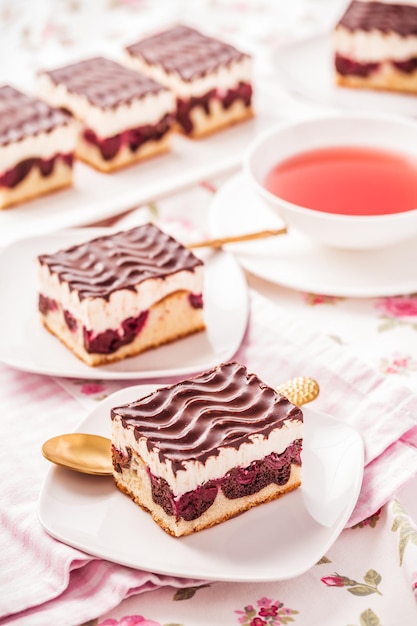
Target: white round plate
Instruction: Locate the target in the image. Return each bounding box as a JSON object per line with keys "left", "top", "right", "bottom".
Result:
{"left": 0, "top": 228, "right": 248, "bottom": 380}
{"left": 209, "top": 173, "right": 417, "bottom": 298}
{"left": 38, "top": 384, "right": 364, "bottom": 583}
{"left": 273, "top": 32, "right": 417, "bottom": 117}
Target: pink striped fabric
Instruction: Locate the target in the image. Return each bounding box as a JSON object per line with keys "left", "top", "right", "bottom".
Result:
{"left": 0, "top": 366, "right": 200, "bottom": 626}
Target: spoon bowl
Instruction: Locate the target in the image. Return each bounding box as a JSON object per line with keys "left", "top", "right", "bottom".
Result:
{"left": 42, "top": 376, "right": 320, "bottom": 475}
{"left": 42, "top": 433, "right": 113, "bottom": 475}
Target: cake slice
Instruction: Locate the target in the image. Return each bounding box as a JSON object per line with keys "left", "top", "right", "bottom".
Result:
{"left": 333, "top": 0, "right": 417, "bottom": 93}
{"left": 37, "top": 56, "right": 176, "bottom": 172}
{"left": 0, "top": 85, "right": 77, "bottom": 209}
{"left": 124, "top": 24, "right": 254, "bottom": 138}
{"left": 111, "top": 361, "right": 303, "bottom": 537}
{"left": 36, "top": 223, "right": 205, "bottom": 366}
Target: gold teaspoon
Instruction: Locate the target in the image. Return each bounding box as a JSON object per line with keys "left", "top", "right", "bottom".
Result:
{"left": 42, "top": 376, "right": 319, "bottom": 476}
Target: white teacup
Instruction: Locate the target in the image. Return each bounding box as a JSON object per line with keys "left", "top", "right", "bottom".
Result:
{"left": 243, "top": 112, "right": 417, "bottom": 250}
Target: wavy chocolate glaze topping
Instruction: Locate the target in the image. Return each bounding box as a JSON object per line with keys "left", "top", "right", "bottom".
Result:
{"left": 0, "top": 85, "right": 71, "bottom": 147}
{"left": 111, "top": 362, "right": 303, "bottom": 472}
{"left": 337, "top": 1, "right": 417, "bottom": 36}
{"left": 42, "top": 56, "right": 169, "bottom": 108}
{"left": 126, "top": 25, "right": 249, "bottom": 82}
{"left": 37, "top": 223, "right": 203, "bottom": 301}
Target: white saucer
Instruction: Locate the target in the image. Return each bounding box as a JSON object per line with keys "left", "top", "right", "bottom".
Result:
{"left": 273, "top": 33, "right": 417, "bottom": 117}
{"left": 0, "top": 228, "right": 248, "bottom": 380}
{"left": 38, "top": 384, "right": 364, "bottom": 583}
{"left": 209, "top": 173, "right": 417, "bottom": 298}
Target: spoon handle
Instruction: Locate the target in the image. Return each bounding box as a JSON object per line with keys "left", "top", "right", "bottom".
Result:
{"left": 276, "top": 377, "right": 320, "bottom": 407}
{"left": 187, "top": 227, "right": 288, "bottom": 249}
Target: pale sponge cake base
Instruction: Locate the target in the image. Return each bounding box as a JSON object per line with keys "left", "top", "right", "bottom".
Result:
{"left": 114, "top": 453, "right": 302, "bottom": 537}
{"left": 0, "top": 160, "right": 72, "bottom": 209}
{"left": 183, "top": 100, "right": 254, "bottom": 139}
{"left": 40, "top": 290, "right": 205, "bottom": 367}
{"left": 336, "top": 63, "right": 417, "bottom": 94}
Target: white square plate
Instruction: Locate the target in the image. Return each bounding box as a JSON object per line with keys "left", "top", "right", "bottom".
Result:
{"left": 0, "top": 228, "right": 248, "bottom": 380}
{"left": 38, "top": 384, "right": 364, "bottom": 583}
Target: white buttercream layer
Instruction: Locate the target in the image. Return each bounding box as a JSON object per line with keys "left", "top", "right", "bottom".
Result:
{"left": 334, "top": 26, "right": 417, "bottom": 62}
{"left": 0, "top": 123, "right": 78, "bottom": 173}
{"left": 38, "top": 74, "right": 176, "bottom": 137}
{"left": 123, "top": 51, "right": 252, "bottom": 98}
{"left": 37, "top": 262, "right": 204, "bottom": 333}
{"left": 112, "top": 416, "right": 302, "bottom": 496}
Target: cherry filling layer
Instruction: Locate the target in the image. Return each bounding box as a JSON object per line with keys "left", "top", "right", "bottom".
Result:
{"left": 0, "top": 153, "right": 73, "bottom": 189}
{"left": 335, "top": 53, "right": 417, "bottom": 77}
{"left": 177, "top": 81, "right": 253, "bottom": 134}
{"left": 38, "top": 294, "right": 149, "bottom": 354}
{"left": 189, "top": 292, "right": 203, "bottom": 309}
{"left": 83, "top": 312, "right": 148, "bottom": 354}
{"left": 83, "top": 113, "right": 173, "bottom": 161}
{"left": 39, "top": 290, "right": 202, "bottom": 354}
{"left": 112, "top": 439, "right": 302, "bottom": 522}
{"left": 38, "top": 294, "right": 58, "bottom": 315}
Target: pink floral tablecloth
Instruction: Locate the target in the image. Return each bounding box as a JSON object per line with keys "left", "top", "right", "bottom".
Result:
{"left": 1, "top": 1, "right": 417, "bottom": 625}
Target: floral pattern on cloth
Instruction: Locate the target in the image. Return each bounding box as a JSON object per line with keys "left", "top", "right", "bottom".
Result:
{"left": 235, "top": 597, "right": 298, "bottom": 625}
{"left": 348, "top": 609, "right": 382, "bottom": 626}
{"left": 99, "top": 616, "right": 162, "bottom": 626}
{"left": 321, "top": 570, "right": 383, "bottom": 597}
{"left": 351, "top": 508, "right": 382, "bottom": 529}
{"left": 391, "top": 500, "right": 417, "bottom": 566}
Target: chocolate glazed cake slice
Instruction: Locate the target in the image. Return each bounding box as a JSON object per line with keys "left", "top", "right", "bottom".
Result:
{"left": 111, "top": 361, "right": 303, "bottom": 537}
{"left": 124, "top": 24, "right": 254, "bottom": 138}
{"left": 0, "top": 85, "right": 77, "bottom": 209}
{"left": 36, "top": 223, "right": 205, "bottom": 366}
{"left": 37, "top": 56, "right": 176, "bottom": 172}
{"left": 333, "top": 1, "right": 417, "bottom": 93}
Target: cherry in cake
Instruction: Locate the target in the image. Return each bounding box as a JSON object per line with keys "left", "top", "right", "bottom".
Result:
{"left": 111, "top": 361, "right": 303, "bottom": 537}
{"left": 124, "top": 24, "right": 254, "bottom": 138}
{"left": 0, "top": 85, "right": 77, "bottom": 209}
{"left": 36, "top": 223, "right": 205, "bottom": 366}
{"left": 37, "top": 56, "right": 176, "bottom": 172}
